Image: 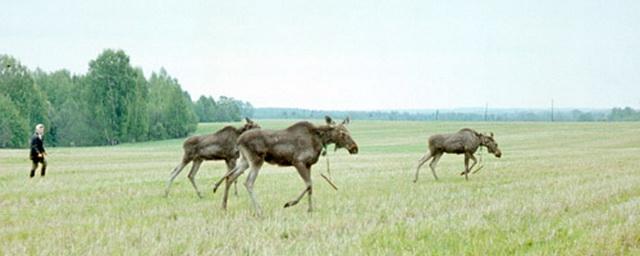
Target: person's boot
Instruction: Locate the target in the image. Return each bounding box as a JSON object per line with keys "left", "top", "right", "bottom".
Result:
{"left": 41, "top": 167, "right": 46, "bottom": 177}
{"left": 30, "top": 169, "right": 35, "bottom": 178}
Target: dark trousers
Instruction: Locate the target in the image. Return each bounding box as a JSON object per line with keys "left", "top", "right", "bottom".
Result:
{"left": 30, "top": 157, "right": 47, "bottom": 177}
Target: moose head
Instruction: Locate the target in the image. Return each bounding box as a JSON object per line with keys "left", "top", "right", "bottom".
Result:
{"left": 323, "top": 116, "right": 358, "bottom": 154}
{"left": 480, "top": 132, "right": 502, "bottom": 158}
{"left": 239, "top": 118, "right": 260, "bottom": 133}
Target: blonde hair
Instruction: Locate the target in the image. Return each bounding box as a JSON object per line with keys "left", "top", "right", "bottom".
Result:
{"left": 35, "top": 124, "right": 44, "bottom": 132}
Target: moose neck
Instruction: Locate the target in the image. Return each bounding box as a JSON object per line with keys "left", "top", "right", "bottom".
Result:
{"left": 236, "top": 126, "right": 247, "bottom": 135}
{"left": 237, "top": 125, "right": 257, "bottom": 135}
{"left": 469, "top": 130, "right": 484, "bottom": 146}
{"left": 315, "top": 125, "right": 335, "bottom": 147}
{"left": 478, "top": 136, "right": 491, "bottom": 150}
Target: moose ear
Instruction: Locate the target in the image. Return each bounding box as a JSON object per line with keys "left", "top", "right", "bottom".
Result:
{"left": 342, "top": 116, "right": 351, "bottom": 125}
{"left": 325, "top": 116, "right": 335, "bottom": 125}
{"left": 490, "top": 132, "right": 494, "bottom": 138}
{"left": 245, "top": 117, "right": 252, "bottom": 123}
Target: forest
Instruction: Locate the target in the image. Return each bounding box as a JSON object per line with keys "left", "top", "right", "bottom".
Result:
{"left": 0, "top": 50, "right": 252, "bottom": 148}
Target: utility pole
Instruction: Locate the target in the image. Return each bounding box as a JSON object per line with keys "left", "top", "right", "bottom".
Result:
{"left": 435, "top": 109, "right": 439, "bottom": 121}
{"left": 551, "top": 99, "right": 554, "bottom": 122}
{"left": 484, "top": 102, "right": 488, "bottom": 121}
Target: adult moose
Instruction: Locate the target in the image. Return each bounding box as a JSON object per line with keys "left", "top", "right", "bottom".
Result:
{"left": 164, "top": 118, "right": 260, "bottom": 198}
{"left": 414, "top": 128, "right": 502, "bottom": 182}
{"left": 213, "top": 116, "right": 358, "bottom": 215}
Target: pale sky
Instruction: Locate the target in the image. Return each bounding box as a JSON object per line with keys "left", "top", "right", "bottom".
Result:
{"left": 3, "top": 0, "right": 639, "bottom": 110}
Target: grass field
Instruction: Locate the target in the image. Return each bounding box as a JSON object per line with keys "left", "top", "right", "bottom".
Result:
{"left": 1, "top": 120, "right": 639, "bottom": 255}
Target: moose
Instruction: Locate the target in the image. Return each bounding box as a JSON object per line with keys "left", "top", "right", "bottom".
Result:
{"left": 414, "top": 128, "right": 502, "bottom": 182}
{"left": 164, "top": 118, "right": 260, "bottom": 198}
{"left": 212, "top": 116, "right": 359, "bottom": 215}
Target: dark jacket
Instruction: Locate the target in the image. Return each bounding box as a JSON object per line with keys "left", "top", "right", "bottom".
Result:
{"left": 30, "top": 133, "right": 45, "bottom": 159}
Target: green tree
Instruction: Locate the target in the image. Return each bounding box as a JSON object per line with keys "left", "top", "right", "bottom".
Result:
{"left": 147, "top": 68, "right": 197, "bottom": 139}
{"left": 0, "top": 94, "right": 29, "bottom": 147}
{"left": 239, "top": 101, "right": 255, "bottom": 119}
{"left": 0, "top": 55, "right": 50, "bottom": 140}
{"left": 123, "top": 68, "right": 150, "bottom": 142}
{"left": 215, "top": 96, "right": 242, "bottom": 121}
{"left": 32, "top": 68, "right": 77, "bottom": 146}
{"left": 50, "top": 97, "right": 94, "bottom": 146}
{"left": 33, "top": 69, "right": 74, "bottom": 108}
{"left": 194, "top": 96, "right": 217, "bottom": 122}
{"left": 85, "top": 49, "right": 139, "bottom": 145}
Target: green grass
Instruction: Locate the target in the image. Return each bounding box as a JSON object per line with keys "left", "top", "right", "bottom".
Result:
{"left": 1, "top": 120, "right": 640, "bottom": 255}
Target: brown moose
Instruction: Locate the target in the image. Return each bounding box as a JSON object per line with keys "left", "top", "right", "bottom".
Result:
{"left": 164, "top": 118, "right": 260, "bottom": 198}
{"left": 414, "top": 128, "right": 501, "bottom": 182}
{"left": 213, "top": 116, "right": 358, "bottom": 215}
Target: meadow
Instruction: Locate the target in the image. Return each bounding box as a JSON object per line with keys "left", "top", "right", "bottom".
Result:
{"left": 1, "top": 120, "right": 639, "bottom": 255}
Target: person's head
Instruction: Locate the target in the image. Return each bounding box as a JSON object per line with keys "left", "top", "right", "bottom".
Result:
{"left": 35, "top": 124, "right": 45, "bottom": 135}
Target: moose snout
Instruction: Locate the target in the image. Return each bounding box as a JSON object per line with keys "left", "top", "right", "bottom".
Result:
{"left": 495, "top": 151, "right": 502, "bottom": 158}
{"left": 348, "top": 145, "right": 359, "bottom": 154}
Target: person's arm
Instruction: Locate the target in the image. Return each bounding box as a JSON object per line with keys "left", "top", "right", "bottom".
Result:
{"left": 39, "top": 137, "right": 46, "bottom": 156}
{"left": 31, "top": 136, "right": 41, "bottom": 155}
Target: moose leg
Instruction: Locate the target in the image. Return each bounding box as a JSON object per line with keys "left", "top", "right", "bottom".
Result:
{"left": 187, "top": 159, "right": 204, "bottom": 198}
{"left": 306, "top": 164, "right": 313, "bottom": 212}
{"left": 284, "top": 163, "right": 313, "bottom": 212}
{"left": 225, "top": 159, "right": 239, "bottom": 196}
{"left": 462, "top": 154, "right": 470, "bottom": 181}
{"left": 244, "top": 160, "right": 264, "bottom": 216}
{"left": 214, "top": 157, "right": 243, "bottom": 193}
{"left": 429, "top": 153, "right": 443, "bottom": 180}
{"left": 221, "top": 157, "right": 249, "bottom": 210}
{"left": 468, "top": 154, "right": 478, "bottom": 174}
{"left": 414, "top": 152, "right": 432, "bottom": 183}
{"left": 164, "top": 158, "right": 191, "bottom": 197}
{"left": 460, "top": 153, "right": 478, "bottom": 175}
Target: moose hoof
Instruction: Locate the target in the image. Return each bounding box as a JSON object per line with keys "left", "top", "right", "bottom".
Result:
{"left": 284, "top": 201, "right": 295, "bottom": 208}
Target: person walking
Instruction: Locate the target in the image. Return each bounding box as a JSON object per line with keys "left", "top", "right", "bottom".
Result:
{"left": 29, "top": 124, "right": 47, "bottom": 178}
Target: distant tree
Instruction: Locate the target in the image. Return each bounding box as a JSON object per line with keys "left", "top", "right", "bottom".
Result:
{"left": 609, "top": 107, "right": 640, "bottom": 121}
{"left": 194, "top": 95, "right": 217, "bottom": 122}
{"left": 0, "top": 94, "right": 29, "bottom": 147}
{"left": 33, "top": 69, "right": 74, "bottom": 108}
{"left": 50, "top": 97, "right": 94, "bottom": 146}
{"left": 0, "top": 55, "right": 50, "bottom": 138}
{"left": 124, "top": 68, "right": 150, "bottom": 142}
{"left": 178, "top": 90, "right": 198, "bottom": 136}
{"left": 239, "top": 101, "right": 254, "bottom": 119}
{"left": 214, "top": 96, "right": 242, "bottom": 121}
{"left": 147, "top": 68, "right": 197, "bottom": 139}
{"left": 85, "top": 49, "right": 139, "bottom": 145}
{"left": 32, "top": 69, "right": 77, "bottom": 146}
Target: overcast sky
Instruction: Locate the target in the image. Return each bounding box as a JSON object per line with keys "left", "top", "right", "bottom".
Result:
{"left": 3, "top": 0, "right": 639, "bottom": 110}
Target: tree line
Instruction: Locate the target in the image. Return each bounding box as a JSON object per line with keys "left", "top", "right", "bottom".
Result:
{"left": 0, "top": 50, "right": 253, "bottom": 148}
{"left": 254, "top": 107, "right": 639, "bottom": 122}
